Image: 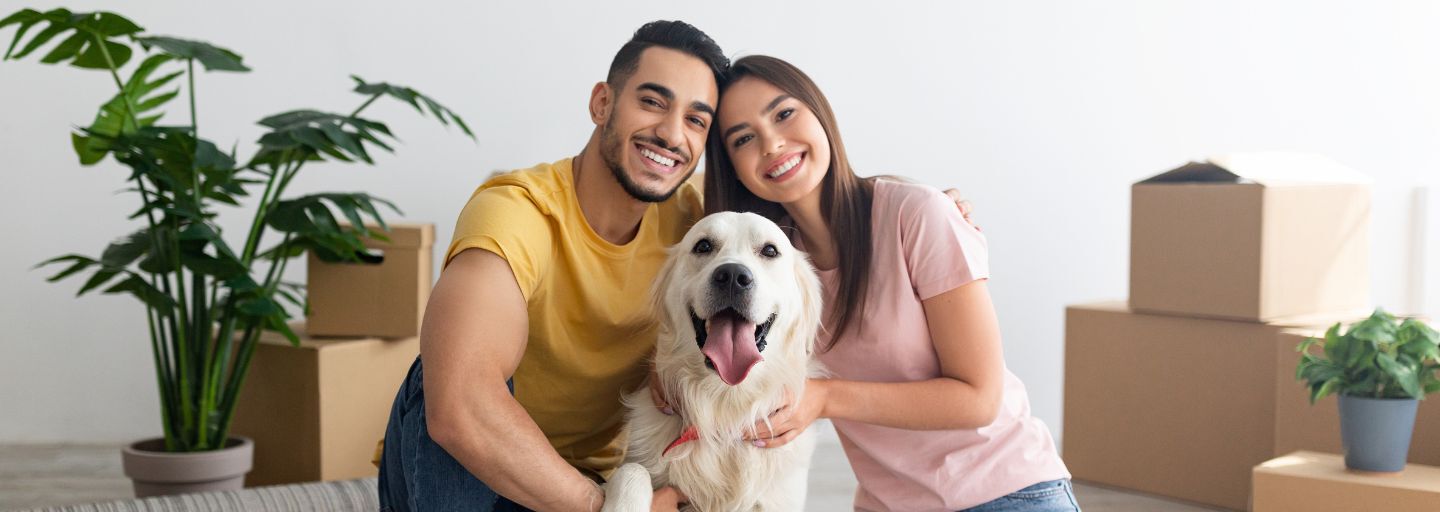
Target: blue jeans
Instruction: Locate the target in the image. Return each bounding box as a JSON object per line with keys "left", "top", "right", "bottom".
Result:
{"left": 960, "top": 479, "right": 1081, "bottom": 512}
{"left": 378, "top": 357, "right": 530, "bottom": 512}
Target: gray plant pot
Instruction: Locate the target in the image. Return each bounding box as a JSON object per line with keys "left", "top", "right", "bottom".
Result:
{"left": 121, "top": 436, "right": 254, "bottom": 497}
{"left": 1338, "top": 395, "right": 1418, "bottom": 473}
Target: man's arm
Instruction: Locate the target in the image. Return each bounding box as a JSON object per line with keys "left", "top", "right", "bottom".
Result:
{"left": 422, "top": 248, "right": 604, "bottom": 511}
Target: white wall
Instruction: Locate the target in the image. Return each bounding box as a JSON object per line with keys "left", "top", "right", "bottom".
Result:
{"left": 2, "top": 0, "right": 1438, "bottom": 443}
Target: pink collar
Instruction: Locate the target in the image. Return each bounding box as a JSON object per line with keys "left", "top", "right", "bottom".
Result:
{"left": 663, "top": 425, "right": 700, "bottom": 456}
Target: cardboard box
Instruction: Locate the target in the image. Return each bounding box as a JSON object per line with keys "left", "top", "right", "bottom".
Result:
{"left": 306, "top": 223, "right": 434, "bottom": 338}
{"left": 1273, "top": 328, "right": 1440, "bottom": 466}
{"left": 1129, "top": 153, "right": 1371, "bottom": 321}
{"left": 1253, "top": 451, "right": 1440, "bottom": 511}
{"left": 1063, "top": 302, "right": 1362, "bottom": 511}
{"left": 230, "top": 323, "right": 419, "bottom": 486}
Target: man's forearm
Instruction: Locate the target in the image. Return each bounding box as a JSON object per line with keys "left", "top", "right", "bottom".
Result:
{"left": 428, "top": 384, "right": 603, "bottom": 511}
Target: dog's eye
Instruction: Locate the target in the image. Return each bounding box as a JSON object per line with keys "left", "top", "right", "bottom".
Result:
{"left": 692, "top": 238, "right": 714, "bottom": 255}
{"left": 760, "top": 244, "right": 779, "bottom": 258}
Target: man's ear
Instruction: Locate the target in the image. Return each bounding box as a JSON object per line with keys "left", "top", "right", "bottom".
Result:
{"left": 589, "top": 81, "right": 612, "bottom": 125}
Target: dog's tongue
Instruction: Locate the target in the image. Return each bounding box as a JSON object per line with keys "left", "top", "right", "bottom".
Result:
{"left": 701, "top": 310, "right": 762, "bottom": 386}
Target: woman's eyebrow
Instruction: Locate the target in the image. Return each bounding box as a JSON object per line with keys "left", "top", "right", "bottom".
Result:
{"left": 763, "top": 94, "right": 790, "bottom": 114}
{"left": 723, "top": 122, "right": 749, "bottom": 139}
{"left": 722, "top": 95, "right": 793, "bottom": 140}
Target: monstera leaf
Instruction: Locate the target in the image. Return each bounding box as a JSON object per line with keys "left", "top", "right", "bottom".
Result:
{"left": 1, "top": 8, "right": 141, "bottom": 68}
{"left": 251, "top": 110, "right": 398, "bottom": 166}
{"left": 351, "top": 75, "right": 475, "bottom": 139}
{"left": 135, "top": 36, "right": 248, "bottom": 72}
{"left": 71, "top": 54, "right": 182, "bottom": 164}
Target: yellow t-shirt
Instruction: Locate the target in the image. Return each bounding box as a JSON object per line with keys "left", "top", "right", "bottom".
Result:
{"left": 446, "top": 157, "right": 703, "bottom": 479}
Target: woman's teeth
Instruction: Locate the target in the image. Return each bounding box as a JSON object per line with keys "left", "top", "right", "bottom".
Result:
{"left": 767, "top": 154, "right": 802, "bottom": 178}
{"left": 641, "top": 148, "right": 676, "bottom": 167}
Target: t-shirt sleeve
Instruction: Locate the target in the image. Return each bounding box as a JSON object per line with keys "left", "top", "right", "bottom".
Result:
{"left": 900, "top": 185, "right": 990, "bottom": 300}
{"left": 445, "top": 184, "right": 554, "bottom": 300}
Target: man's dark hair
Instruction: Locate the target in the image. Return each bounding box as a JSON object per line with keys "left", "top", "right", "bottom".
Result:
{"left": 607, "top": 20, "right": 728, "bottom": 88}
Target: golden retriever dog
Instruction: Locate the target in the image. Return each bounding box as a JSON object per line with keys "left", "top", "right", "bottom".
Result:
{"left": 602, "top": 211, "right": 824, "bottom": 511}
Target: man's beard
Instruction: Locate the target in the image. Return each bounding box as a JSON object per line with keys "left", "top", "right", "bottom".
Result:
{"left": 599, "top": 117, "right": 694, "bottom": 203}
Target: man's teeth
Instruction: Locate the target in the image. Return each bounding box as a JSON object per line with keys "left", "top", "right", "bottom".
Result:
{"left": 767, "top": 154, "right": 801, "bottom": 178}
{"left": 641, "top": 148, "right": 676, "bottom": 167}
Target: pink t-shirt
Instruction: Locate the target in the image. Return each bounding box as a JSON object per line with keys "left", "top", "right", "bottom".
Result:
{"left": 806, "top": 179, "right": 1070, "bottom": 512}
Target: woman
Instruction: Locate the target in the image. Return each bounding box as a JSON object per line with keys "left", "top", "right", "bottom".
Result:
{"left": 704, "top": 55, "right": 1076, "bottom": 511}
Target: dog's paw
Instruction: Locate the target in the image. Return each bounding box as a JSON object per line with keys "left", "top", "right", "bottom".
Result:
{"left": 600, "top": 463, "right": 653, "bottom": 512}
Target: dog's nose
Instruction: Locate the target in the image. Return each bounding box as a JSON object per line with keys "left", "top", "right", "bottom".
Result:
{"left": 711, "top": 263, "right": 753, "bottom": 294}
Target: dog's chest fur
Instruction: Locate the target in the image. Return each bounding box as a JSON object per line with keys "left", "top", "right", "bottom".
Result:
{"left": 621, "top": 373, "right": 815, "bottom": 511}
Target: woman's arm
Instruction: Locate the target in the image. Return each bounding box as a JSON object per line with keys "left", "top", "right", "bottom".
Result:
{"left": 749, "top": 279, "right": 1005, "bottom": 446}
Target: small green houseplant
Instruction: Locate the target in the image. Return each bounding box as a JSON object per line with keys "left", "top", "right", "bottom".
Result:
{"left": 2, "top": 7, "right": 471, "bottom": 494}
{"left": 1296, "top": 309, "right": 1440, "bottom": 472}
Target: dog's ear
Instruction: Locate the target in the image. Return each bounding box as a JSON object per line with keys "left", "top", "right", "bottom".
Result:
{"left": 792, "top": 250, "right": 825, "bottom": 357}
{"left": 648, "top": 243, "right": 684, "bottom": 333}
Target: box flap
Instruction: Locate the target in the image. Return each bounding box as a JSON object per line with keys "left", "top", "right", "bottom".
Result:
{"left": 1139, "top": 153, "right": 1372, "bottom": 186}
{"left": 368, "top": 222, "right": 434, "bottom": 249}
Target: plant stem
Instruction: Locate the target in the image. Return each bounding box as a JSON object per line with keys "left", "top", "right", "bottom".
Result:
{"left": 187, "top": 59, "right": 208, "bottom": 386}
{"left": 145, "top": 303, "right": 177, "bottom": 452}
{"left": 186, "top": 56, "right": 223, "bottom": 449}
{"left": 188, "top": 57, "right": 202, "bottom": 208}
{"left": 350, "top": 93, "right": 382, "bottom": 118}
{"left": 240, "top": 152, "right": 294, "bottom": 265}
{"left": 98, "top": 35, "right": 194, "bottom": 450}
{"left": 216, "top": 234, "right": 294, "bottom": 443}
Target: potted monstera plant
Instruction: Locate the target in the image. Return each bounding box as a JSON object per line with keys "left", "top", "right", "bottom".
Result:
{"left": 2, "top": 7, "right": 472, "bottom": 496}
{"left": 1296, "top": 309, "right": 1440, "bottom": 472}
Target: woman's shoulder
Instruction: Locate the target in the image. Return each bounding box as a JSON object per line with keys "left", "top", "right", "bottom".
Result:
{"left": 871, "top": 177, "right": 954, "bottom": 221}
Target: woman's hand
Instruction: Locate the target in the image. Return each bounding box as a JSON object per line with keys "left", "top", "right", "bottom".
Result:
{"left": 744, "top": 380, "right": 829, "bottom": 448}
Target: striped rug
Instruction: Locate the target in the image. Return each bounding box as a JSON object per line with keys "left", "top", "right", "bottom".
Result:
{"left": 21, "top": 478, "right": 378, "bottom": 512}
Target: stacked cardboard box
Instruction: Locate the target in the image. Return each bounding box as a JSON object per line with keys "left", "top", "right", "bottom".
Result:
{"left": 306, "top": 223, "right": 434, "bottom": 338}
{"left": 230, "top": 325, "right": 419, "bottom": 486}
{"left": 232, "top": 222, "right": 433, "bottom": 486}
{"left": 1064, "top": 153, "right": 1383, "bottom": 510}
{"left": 1253, "top": 451, "right": 1440, "bottom": 511}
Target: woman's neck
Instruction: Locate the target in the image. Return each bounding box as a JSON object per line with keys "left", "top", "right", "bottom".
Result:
{"left": 783, "top": 192, "right": 837, "bottom": 271}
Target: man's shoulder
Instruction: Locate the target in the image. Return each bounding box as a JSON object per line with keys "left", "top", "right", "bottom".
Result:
{"left": 466, "top": 158, "right": 574, "bottom": 217}
{"left": 447, "top": 160, "right": 574, "bottom": 273}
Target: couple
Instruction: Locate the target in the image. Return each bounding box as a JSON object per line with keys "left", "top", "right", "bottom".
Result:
{"left": 377, "top": 20, "right": 1074, "bottom": 512}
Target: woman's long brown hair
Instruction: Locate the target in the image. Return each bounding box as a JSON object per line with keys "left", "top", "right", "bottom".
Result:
{"left": 704, "top": 55, "right": 874, "bottom": 349}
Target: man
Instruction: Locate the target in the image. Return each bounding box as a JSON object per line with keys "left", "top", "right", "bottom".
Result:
{"left": 378, "top": 21, "right": 723, "bottom": 511}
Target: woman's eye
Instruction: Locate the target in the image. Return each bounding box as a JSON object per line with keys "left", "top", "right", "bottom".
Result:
{"left": 760, "top": 244, "right": 779, "bottom": 258}
{"left": 693, "top": 238, "right": 713, "bottom": 254}
{"left": 777, "top": 108, "right": 794, "bottom": 121}
{"left": 732, "top": 134, "right": 753, "bottom": 148}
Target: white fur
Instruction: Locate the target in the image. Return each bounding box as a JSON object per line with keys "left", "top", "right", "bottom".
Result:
{"left": 602, "top": 212, "right": 825, "bottom": 512}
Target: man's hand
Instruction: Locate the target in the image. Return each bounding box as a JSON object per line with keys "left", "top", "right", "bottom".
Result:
{"left": 650, "top": 487, "right": 685, "bottom": 512}
{"left": 744, "top": 381, "right": 828, "bottom": 448}
{"left": 942, "top": 188, "right": 979, "bottom": 231}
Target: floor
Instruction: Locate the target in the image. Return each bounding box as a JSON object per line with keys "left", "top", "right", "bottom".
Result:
{"left": 2, "top": 424, "right": 1224, "bottom": 511}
